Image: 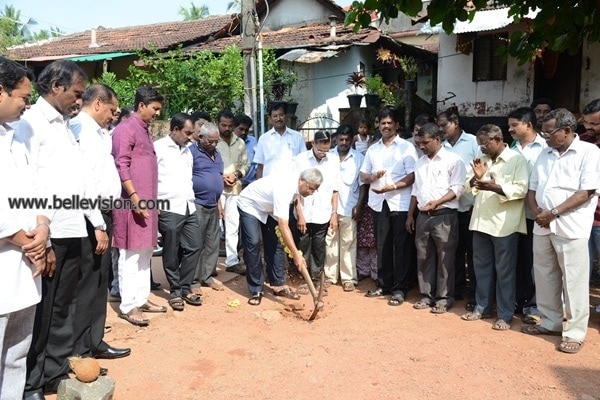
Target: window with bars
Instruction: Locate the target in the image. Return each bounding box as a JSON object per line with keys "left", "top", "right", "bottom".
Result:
{"left": 472, "top": 33, "right": 507, "bottom": 81}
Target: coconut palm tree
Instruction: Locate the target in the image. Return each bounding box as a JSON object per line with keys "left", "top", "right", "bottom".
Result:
{"left": 0, "top": 5, "right": 38, "bottom": 42}
{"left": 178, "top": 2, "right": 209, "bottom": 20}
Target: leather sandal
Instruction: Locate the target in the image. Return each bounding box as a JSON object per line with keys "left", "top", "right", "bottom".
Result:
{"left": 139, "top": 301, "right": 167, "bottom": 313}
{"left": 119, "top": 308, "right": 149, "bottom": 326}
{"left": 183, "top": 293, "right": 203, "bottom": 306}
{"left": 273, "top": 287, "right": 300, "bottom": 300}
{"left": 168, "top": 297, "right": 185, "bottom": 311}
{"left": 248, "top": 292, "right": 262, "bottom": 306}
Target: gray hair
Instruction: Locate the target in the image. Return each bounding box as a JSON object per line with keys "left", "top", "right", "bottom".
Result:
{"left": 300, "top": 167, "right": 323, "bottom": 186}
{"left": 200, "top": 121, "right": 219, "bottom": 137}
{"left": 543, "top": 108, "right": 577, "bottom": 131}
{"left": 476, "top": 124, "right": 503, "bottom": 140}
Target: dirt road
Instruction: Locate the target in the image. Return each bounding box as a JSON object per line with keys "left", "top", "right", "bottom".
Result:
{"left": 46, "top": 257, "right": 600, "bottom": 400}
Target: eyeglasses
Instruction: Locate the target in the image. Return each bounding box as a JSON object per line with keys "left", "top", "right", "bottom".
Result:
{"left": 478, "top": 137, "right": 500, "bottom": 148}
{"left": 202, "top": 137, "right": 219, "bottom": 145}
{"left": 540, "top": 127, "right": 564, "bottom": 137}
{"left": 304, "top": 181, "right": 319, "bottom": 191}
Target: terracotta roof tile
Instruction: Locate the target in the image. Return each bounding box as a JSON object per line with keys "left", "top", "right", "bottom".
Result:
{"left": 185, "top": 22, "right": 377, "bottom": 52}
{"left": 5, "top": 14, "right": 239, "bottom": 60}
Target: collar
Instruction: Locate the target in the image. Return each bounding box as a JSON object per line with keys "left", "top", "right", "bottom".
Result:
{"left": 74, "top": 111, "right": 103, "bottom": 135}
{"left": 36, "top": 96, "right": 67, "bottom": 124}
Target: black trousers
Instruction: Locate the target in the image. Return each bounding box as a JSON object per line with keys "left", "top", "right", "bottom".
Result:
{"left": 515, "top": 218, "right": 536, "bottom": 311}
{"left": 158, "top": 209, "right": 202, "bottom": 298}
{"left": 25, "top": 237, "right": 83, "bottom": 394}
{"left": 373, "top": 201, "right": 413, "bottom": 295}
{"left": 292, "top": 220, "right": 329, "bottom": 281}
{"left": 454, "top": 210, "right": 475, "bottom": 300}
{"left": 73, "top": 213, "right": 113, "bottom": 357}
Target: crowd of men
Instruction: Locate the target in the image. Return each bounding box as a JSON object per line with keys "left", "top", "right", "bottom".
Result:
{"left": 1, "top": 57, "right": 600, "bottom": 399}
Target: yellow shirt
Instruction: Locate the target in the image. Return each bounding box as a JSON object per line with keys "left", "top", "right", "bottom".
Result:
{"left": 216, "top": 134, "right": 248, "bottom": 195}
{"left": 468, "top": 146, "right": 529, "bottom": 237}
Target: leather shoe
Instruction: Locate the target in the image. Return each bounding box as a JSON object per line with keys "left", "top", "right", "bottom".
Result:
{"left": 365, "top": 287, "right": 389, "bottom": 297}
{"left": 93, "top": 345, "right": 131, "bottom": 359}
{"left": 23, "top": 391, "right": 45, "bottom": 400}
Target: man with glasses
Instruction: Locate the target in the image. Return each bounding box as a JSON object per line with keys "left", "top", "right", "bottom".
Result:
{"left": 238, "top": 168, "right": 323, "bottom": 306}
{"left": 461, "top": 124, "right": 529, "bottom": 331}
{"left": 190, "top": 122, "right": 225, "bottom": 293}
{"left": 522, "top": 108, "right": 600, "bottom": 354}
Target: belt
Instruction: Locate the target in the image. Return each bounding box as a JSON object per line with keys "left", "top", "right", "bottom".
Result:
{"left": 421, "top": 208, "right": 457, "bottom": 217}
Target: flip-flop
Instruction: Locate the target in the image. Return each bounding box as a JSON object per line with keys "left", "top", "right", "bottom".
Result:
{"left": 413, "top": 300, "right": 432, "bottom": 309}
{"left": 431, "top": 304, "right": 450, "bottom": 314}
{"left": 492, "top": 319, "right": 511, "bottom": 330}
{"left": 139, "top": 301, "right": 167, "bottom": 313}
{"left": 558, "top": 338, "right": 583, "bottom": 354}
{"left": 119, "top": 308, "right": 149, "bottom": 326}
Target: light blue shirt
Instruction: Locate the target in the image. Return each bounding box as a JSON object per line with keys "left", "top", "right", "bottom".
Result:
{"left": 443, "top": 131, "right": 481, "bottom": 211}
{"left": 242, "top": 134, "right": 257, "bottom": 187}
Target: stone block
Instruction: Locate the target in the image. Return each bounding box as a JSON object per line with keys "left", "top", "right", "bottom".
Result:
{"left": 57, "top": 376, "right": 115, "bottom": 400}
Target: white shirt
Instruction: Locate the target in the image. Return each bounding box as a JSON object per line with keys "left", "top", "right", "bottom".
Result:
{"left": 154, "top": 136, "right": 195, "bottom": 216}
{"left": 530, "top": 136, "right": 600, "bottom": 238}
{"left": 411, "top": 147, "right": 466, "bottom": 211}
{"left": 511, "top": 133, "right": 547, "bottom": 219}
{"left": 360, "top": 135, "right": 416, "bottom": 212}
{"left": 13, "top": 97, "right": 87, "bottom": 238}
{"left": 294, "top": 149, "right": 341, "bottom": 224}
{"left": 443, "top": 131, "right": 481, "bottom": 212}
{"left": 237, "top": 173, "right": 298, "bottom": 223}
{"left": 331, "top": 147, "right": 364, "bottom": 217}
{"left": 0, "top": 123, "right": 41, "bottom": 314}
{"left": 71, "top": 111, "right": 121, "bottom": 227}
{"left": 253, "top": 127, "right": 306, "bottom": 178}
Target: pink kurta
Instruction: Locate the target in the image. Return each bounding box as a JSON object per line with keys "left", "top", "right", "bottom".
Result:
{"left": 111, "top": 114, "right": 158, "bottom": 250}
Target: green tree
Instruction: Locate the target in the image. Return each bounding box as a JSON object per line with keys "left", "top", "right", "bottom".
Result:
{"left": 0, "top": 5, "right": 64, "bottom": 51}
{"left": 178, "top": 2, "right": 209, "bottom": 20}
{"left": 0, "top": 5, "right": 37, "bottom": 40}
{"left": 345, "top": 0, "right": 600, "bottom": 65}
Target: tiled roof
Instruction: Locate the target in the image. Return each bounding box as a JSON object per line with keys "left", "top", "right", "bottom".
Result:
{"left": 5, "top": 14, "right": 239, "bottom": 60}
{"left": 185, "top": 22, "right": 378, "bottom": 52}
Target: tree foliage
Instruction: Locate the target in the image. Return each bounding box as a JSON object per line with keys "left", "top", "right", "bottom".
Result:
{"left": 345, "top": 0, "right": 600, "bottom": 65}
{"left": 0, "top": 5, "right": 64, "bottom": 51}
{"left": 94, "top": 46, "right": 286, "bottom": 119}
{"left": 178, "top": 2, "right": 209, "bottom": 20}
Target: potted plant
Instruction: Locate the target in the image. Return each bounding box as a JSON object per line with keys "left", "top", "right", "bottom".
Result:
{"left": 345, "top": 71, "right": 365, "bottom": 108}
{"left": 398, "top": 56, "right": 418, "bottom": 92}
{"left": 365, "top": 75, "right": 386, "bottom": 109}
{"left": 283, "top": 71, "right": 298, "bottom": 115}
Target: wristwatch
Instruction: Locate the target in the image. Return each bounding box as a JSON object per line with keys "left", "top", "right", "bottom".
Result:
{"left": 95, "top": 223, "right": 107, "bottom": 231}
{"left": 551, "top": 208, "right": 560, "bottom": 218}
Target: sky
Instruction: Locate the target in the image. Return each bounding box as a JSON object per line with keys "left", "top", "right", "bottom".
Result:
{"left": 7, "top": 0, "right": 353, "bottom": 35}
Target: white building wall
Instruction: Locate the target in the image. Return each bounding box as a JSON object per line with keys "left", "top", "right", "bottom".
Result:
{"left": 263, "top": 0, "right": 335, "bottom": 30}
{"left": 580, "top": 40, "right": 600, "bottom": 107}
{"left": 437, "top": 30, "right": 533, "bottom": 117}
{"left": 285, "top": 47, "right": 374, "bottom": 139}
{"left": 439, "top": 30, "right": 600, "bottom": 116}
